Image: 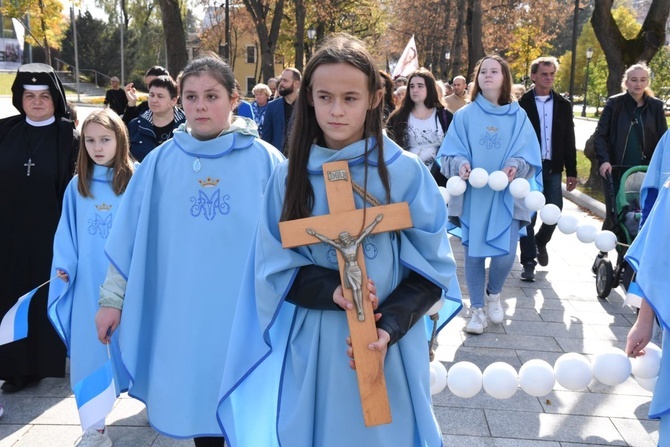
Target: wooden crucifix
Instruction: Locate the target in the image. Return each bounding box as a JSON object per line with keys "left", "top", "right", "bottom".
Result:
{"left": 278, "top": 160, "right": 413, "bottom": 427}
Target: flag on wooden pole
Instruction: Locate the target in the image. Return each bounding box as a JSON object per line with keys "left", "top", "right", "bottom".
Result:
{"left": 392, "top": 36, "right": 419, "bottom": 79}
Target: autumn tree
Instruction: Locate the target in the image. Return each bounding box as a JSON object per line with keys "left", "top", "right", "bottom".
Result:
{"left": 239, "top": 0, "right": 286, "bottom": 82}
{"left": 94, "top": 0, "right": 188, "bottom": 76}
{"left": 386, "top": 0, "right": 455, "bottom": 79}
{"left": 0, "top": 0, "right": 66, "bottom": 65}
{"left": 556, "top": 6, "right": 641, "bottom": 102}
{"left": 592, "top": 0, "right": 670, "bottom": 95}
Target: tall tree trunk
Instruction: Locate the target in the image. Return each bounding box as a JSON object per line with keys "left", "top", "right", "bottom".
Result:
{"left": 243, "top": 0, "right": 286, "bottom": 82}
{"left": 451, "top": 0, "right": 467, "bottom": 80}
{"left": 157, "top": 0, "right": 188, "bottom": 75}
{"left": 592, "top": 0, "right": 670, "bottom": 96}
{"left": 466, "top": 0, "right": 484, "bottom": 77}
{"left": 440, "top": 0, "right": 453, "bottom": 79}
{"left": 294, "top": 0, "right": 306, "bottom": 73}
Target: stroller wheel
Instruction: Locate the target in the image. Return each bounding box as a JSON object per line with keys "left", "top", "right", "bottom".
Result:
{"left": 591, "top": 252, "right": 607, "bottom": 274}
{"left": 596, "top": 258, "right": 613, "bottom": 299}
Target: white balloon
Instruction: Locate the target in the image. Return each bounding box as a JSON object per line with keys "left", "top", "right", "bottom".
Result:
{"left": 519, "top": 359, "right": 555, "bottom": 397}
{"left": 631, "top": 343, "right": 662, "bottom": 380}
{"left": 446, "top": 176, "right": 467, "bottom": 196}
{"left": 488, "top": 170, "right": 509, "bottom": 191}
{"left": 635, "top": 374, "right": 658, "bottom": 392}
{"left": 557, "top": 215, "right": 579, "bottom": 234}
{"left": 438, "top": 186, "right": 451, "bottom": 205}
{"left": 426, "top": 296, "right": 445, "bottom": 316}
{"left": 430, "top": 360, "right": 448, "bottom": 395}
{"left": 482, "top": 362, "right": 518, "bottom": 399}
{"left": 594, "top": 230, "right": 618, "bottom": 252}
{"left": 430, "top": 365, "right": 437, "bottom": 386}
{"left": 592, "top": 347, "right": 632, "bottom": 386}
{"left": 509, "top": 178, "right": 531, "bottom": 199}
{"left": 539, "top": 204, "right": 562, "bottom": 225}
{"left": 468, "top": 167, "right": 489, "bottom": 188}
{"left": 447, "top": 362, "right": 482, "bottom": 398}
{"left": 554, "top": 353, "right": 592, "bottom": 391}
{"left": 524, "top": 190, "right": 546, "bottom": 211}
{"left": 576, "top": 224, "right": 598, "bottom": 243}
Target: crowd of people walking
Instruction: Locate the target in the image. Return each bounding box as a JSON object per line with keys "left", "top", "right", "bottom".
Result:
{"left": 1, "top": 32, "right": 669, "bottom": 447}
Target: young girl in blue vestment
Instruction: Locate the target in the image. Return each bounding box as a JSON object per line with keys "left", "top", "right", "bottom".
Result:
{"left": 217, "top": 33, "right": 461, "bottom": 447}
{"left": 437, "top": 55, "right": 542, "bottom": 335}
{"left": 48, "top": 108, "right": 134, "bottom": 447}
{"left": 94, "top": 54, "right": 284, "bottom": 447}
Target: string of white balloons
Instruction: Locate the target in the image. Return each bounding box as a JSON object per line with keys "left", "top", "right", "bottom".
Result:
{"left": 426, "top": 168, "right": 657, "bottom": 397}
{"left": 438, "top": 168, "right": 619, "bottom": 252}
{"left": 428, "top": 343, "right": 661, "bottom": 398}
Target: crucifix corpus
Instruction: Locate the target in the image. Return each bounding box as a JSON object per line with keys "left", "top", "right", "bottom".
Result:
{"left": 278, "top": 160, "right": 413, "bottom": 427}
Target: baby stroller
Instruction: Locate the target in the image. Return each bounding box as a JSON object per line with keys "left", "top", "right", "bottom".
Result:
{"left": 594, "top": 165, "right": 647, "bottom": 298}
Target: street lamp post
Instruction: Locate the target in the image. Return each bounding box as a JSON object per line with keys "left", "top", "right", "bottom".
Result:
{"left": 581, "top": 47, "right": 594, "bottom": 117}
{"left": 445, "top": 50, "right": 451, "bottom": 79}
{"left": 306, "top": 28, "right": 316, "bottom": 61}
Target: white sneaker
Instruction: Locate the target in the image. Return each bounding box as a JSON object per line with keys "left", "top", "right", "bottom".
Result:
{"left": 76, "top": 427, "right": 113, "bottom": 447}
{"left": 465, "top": 308, "right": 487, "bottom": 334}
{"left": 486, "top": 292, "right": 504, "bottom": 324}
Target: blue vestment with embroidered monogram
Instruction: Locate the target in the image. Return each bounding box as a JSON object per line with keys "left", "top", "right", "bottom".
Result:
{"left": 437, "top": 95, "right": 542, "bottom": 257}
{"left": 48, "top": 164, "right": 129, "bottom": 393}
{"left": 217, "top": 136, "right": 462, "bottom": 447}
{"left": 104, "top": 125, "right": 284, "bottom": 438}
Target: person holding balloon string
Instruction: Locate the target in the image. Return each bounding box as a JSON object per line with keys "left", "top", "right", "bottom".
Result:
{"left": 438, "top": 54, "right": 542, "bottom": 335}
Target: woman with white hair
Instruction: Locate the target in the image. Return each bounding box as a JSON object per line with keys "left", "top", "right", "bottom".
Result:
{"left": 251, "top": 83, "right": 272, "bottom": 134}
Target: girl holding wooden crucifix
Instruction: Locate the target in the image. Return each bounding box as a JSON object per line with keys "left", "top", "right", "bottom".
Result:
{"left": 217, "top": 33, "right": 461, "bottom": 446}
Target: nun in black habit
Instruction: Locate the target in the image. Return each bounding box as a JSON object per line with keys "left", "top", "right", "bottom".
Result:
{"left": 0, "top": 63, "right": 78, "bottom": 392}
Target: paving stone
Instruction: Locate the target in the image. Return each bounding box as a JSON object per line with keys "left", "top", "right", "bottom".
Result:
{"left": 540, "top": 390, "right": 651, "bottom": 419}
{"left": 611, "top": 417, "right": 659, "bottom": 447}
{"left": 444, "top": 434, "right": 561, "bottom": 446}
{"left": 485, "top": 409, "right": 627, "bottom": 445}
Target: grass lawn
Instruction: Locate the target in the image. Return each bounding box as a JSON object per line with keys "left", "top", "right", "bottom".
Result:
{"left": 566, "top": 150, "right": 605, "bottom": 203}
{"left": 0, "top": 72, "right": 15, "bottom": 95}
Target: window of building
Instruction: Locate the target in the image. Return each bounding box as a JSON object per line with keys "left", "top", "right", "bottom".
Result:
{"left": 246, "top": 46, "right": 256, "bottom": 64}
{"left": 246, "top": 77, "right": 255, "bottom": 97}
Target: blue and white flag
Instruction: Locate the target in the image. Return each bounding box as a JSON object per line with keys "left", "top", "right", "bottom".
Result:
{"left": 73, "top": 359, "right": 117, "bottom": 430}
{"left": 0, "top": 288, "right": 37, "bottom": 346}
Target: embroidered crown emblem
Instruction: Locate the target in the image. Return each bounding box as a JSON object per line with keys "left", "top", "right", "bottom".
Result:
{"left": 198, "top": 177, "right": 220, "bottom": 187}
{"left": 487, "top": 126, "right": 498, "bottom": 132}
{"left": 95, "top": 202, "right": 112, "bottom": 211}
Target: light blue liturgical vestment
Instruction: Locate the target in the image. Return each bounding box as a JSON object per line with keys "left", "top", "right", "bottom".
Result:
{"left": 625, "top": 179, "right": 670, "bottom": 445}
{"left": 437, "top": 94, "right": 542, "bottom": 257}
{"left": 48, "top": 165, "right": 129, "bottom": 393}
{"left": 641, "top": 131, "right": 670, "bottom": 210}
{"left": 217, "top": 137, "right": 462, "bottom": 447}
{"left": 104, "top": 121, "right": 284, "bottom": 438}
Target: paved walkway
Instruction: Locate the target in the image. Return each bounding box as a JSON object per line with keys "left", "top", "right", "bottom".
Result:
{"left": 0, "top": 195, "right": 658, "bottom": 446}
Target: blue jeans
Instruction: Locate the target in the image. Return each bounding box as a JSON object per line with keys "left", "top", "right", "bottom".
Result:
{"left": 519, "top": 170, "right": 563, "bottom": 266}
{"left": 464, "top": 220, "right": 520, "bottom": 308}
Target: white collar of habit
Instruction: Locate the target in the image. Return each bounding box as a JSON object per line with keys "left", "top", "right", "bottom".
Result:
{"left": 25, "top": 116, "right": 56, "bottom": 127}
